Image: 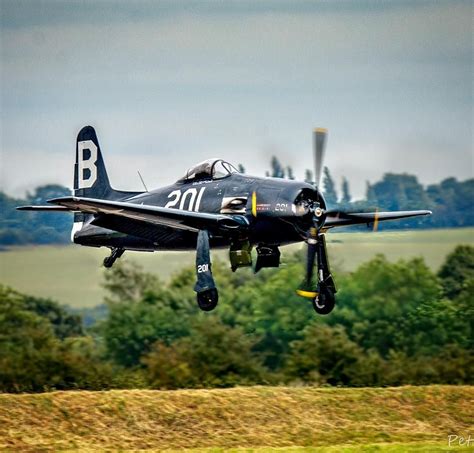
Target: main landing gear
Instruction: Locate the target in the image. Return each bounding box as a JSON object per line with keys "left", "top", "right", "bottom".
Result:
{"left": 297, "top": 232, "right": 337, "bottom": 315}
{"left": 103, "top": 247, "right": 125, "bottom": 268}
{"left": 313, "top": 233, "right": 336, "bottom": 315}
{"left": 194, "top": 230, "right": 218, "bottom": 311}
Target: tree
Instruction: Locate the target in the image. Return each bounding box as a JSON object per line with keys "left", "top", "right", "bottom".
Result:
{"left": 237, "top": 164, "right": 245, "bottom": 174}
{"left": 226, "top": 259, "right": 317, "bottom": 370}
{"left": 451, "top": 279, "right": 474, "bottom": 350}
{"left": 366, "top": 181, "right": 377, "bottom": 206}
{"left": 341, "top": 177, "right": 351, "bottom": 205}
{"left": 0, "top": 184, "right": 72, "bottom": 245}
{"left": 101, "top": 262, "right": 196, "bottom": 367}
{"left": 426, "top": 178, "right": 474, "bottom": 228}
{"left": 0, "top": 285, "right": 112, "bottom": 392}
{"left": 370, "top": 173, "right": 431, "bottom": 212}
{"left": 285, "top": 323, "right": 368, "bottom": 385}
{"left": 143, "top": 318, "right": 267, "bottom": 388}
{"left": 0, "top": 286, "right": 58, "bottom": 391}
{"left": 286, "top": 166, "right": 295, "bottom": 180}
{"left": 103, "top": 298, "right": 195, "bottom": 367}
{"left": 23, "top": 295, "right": 82, "bottom": 339}
{"left": 330, "top": 255, "right": 441, "bottom": 357}
{"left": 304, "top": 169, "right": 313, "bottom": 184}
{"left": 27, "top": 184, "right": 71, "bottom": 205}
{"left": 270, "top": 156, "right": 285, "bottom": 178}
{"left": 438, "top": 245, "right": 474, "bottom": 299}
{"left": 103, "top": 261, "right": 162, "bottom": 305}
{"left": 322, "top": 167, "right": 338, "bottom": 206}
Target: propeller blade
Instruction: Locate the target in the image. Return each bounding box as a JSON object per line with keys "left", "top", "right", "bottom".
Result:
{"left": 296, "top": 226, "right": 319, "bottom": 299}
{"left": 373, "top": 208, "right": 379, "bottom": 232}
{"left": 313, "top": 128, "right": 327, "bottom": 188}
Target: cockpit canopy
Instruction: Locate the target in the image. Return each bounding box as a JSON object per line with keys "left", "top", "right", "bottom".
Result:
{"left": 178, "top": 159, "right": 239, "bottom": 182}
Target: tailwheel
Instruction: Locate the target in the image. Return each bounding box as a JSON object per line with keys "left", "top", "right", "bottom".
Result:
{"left": 312, "top": 285, "right": 335, "bottom": 315}
{"left": 196, "top": 288, "right": 219, "bottom": 312}
{"left": 103, "top": 248, "right": 124, "bottom": 269}
{"left": 103, "top": 256, "right": 115, "bottom": 268}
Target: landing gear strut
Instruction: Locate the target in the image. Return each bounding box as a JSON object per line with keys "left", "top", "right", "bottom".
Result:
{"left": 194, "top": 230, "right": 218, "bottom": 311}
{"left": 312, "top": 233, "right": 336, "bottom": 315}
{"left": 103, "top": 247, "right": 124, "bottom": 268}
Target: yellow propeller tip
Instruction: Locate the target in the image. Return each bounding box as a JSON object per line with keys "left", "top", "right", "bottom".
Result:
{"left": 314, "top": 127, "right": 328, "bottom": 133}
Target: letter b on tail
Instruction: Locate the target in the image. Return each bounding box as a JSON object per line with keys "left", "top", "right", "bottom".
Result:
{"left": 77, "top": 140, "right": 98, "bottom": 189}
{"left": 74, "top": 125, "right": 111, "bottom": 198}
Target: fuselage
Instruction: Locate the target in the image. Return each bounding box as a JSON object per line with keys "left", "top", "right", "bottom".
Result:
{"left": 73, "top": 173, "right": 324, "bottom": 252}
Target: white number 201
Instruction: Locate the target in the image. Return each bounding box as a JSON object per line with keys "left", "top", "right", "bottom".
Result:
{"left": 197, "top": 264, "right": 209, "bottom": 273}
{"left": 165, "top": 187, "right": 206, "bottom": 212}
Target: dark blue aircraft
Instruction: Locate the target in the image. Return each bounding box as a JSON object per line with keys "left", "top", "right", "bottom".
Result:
{"left": 18, "top": 126, "right": 431, "bottom": 314}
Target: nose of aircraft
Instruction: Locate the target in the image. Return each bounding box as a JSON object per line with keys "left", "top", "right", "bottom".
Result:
{"left": 249, "top": 180, "right": 322, "bottom": 219}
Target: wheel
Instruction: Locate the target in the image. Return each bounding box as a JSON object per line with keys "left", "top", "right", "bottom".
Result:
{"left": 197, "top": 288, "right": 219, "bottom": 311}
{"left": 312, "top": 286, "right": 335, "bottom": 315}
{"left": 103, "top": 256, "right": 114, "bottom": 268}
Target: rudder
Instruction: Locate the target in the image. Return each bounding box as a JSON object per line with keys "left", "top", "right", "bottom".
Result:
{"left": 74, "top": 126, "right": 112, "bottom": 199}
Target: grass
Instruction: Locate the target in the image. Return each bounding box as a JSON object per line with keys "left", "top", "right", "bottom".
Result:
{"left": 165, "top": 446, "right": 474, "bottom": 453}
{"left": 0, "top": 386, "right": 472, "bottom": 451}
{"left": 0, "top": 227, "right": 472, "bottom": 308}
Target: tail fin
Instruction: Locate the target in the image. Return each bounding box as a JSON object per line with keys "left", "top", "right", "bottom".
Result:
{"left": 72, "top": 126, "right": 143, "bottom": 239}
{"left": 74, "top": 126, "right": 112, "bottom": 199}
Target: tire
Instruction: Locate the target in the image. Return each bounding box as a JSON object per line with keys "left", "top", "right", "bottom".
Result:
{"left": 197, "top": 288, "right": 219, "bottom": 311}
{"left": 103, "top": 257, "right": 114, "bottom": 268}
{"left": 312, "top": 286, "right": 335, "bottom": 315}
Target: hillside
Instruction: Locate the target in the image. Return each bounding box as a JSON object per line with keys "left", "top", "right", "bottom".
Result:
{"left": 1, "top": 386, "right": 472, "bottom": 451}
{"left": 1, "top": 227, "right": 473, "bottom": 308}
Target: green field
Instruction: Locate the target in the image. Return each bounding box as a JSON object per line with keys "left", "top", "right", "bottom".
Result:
{"left": 0, "top": 386, "right": 472, "bottom": 451}
{"left": 0, "top": 227, "right": 472, "bottom": 308}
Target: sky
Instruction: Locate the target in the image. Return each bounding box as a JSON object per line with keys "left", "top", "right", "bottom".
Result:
{"left": 1, "top": 0, "right": 472, "bottom": 198}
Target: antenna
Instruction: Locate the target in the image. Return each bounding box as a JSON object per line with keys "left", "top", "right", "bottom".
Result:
{"left": 137, "top": 170, "right": 149, "bottom": 192}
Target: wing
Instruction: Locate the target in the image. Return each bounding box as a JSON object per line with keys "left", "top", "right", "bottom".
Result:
{"left": 325, "top": 209, "right": 431, "bottom": 228}
{"left": 45, "top": 196, "right": 249, "bottom": 233}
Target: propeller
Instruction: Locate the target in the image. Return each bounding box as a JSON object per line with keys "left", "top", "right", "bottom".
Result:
{"left": 313, "top": 127, "right": 328, "bottom": 188}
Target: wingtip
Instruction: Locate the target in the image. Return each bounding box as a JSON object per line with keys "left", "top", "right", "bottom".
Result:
{"left": 16, "top": 205, "right": 71, "bottom": 211}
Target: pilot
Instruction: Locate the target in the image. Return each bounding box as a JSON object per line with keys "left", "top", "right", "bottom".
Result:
{"left": 193, "top": 162, "right": 212, "bottom": 180}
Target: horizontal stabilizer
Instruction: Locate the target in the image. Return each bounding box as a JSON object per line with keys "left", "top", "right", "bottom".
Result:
{"left": 16, "top": 205, "right": 72, "bottom": 212}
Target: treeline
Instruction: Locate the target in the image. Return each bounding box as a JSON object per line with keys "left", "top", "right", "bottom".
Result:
{"left": 0, "top": 185, "right": 72, "bottom": 245}
{"left": 1, "top": 245, "right": 472, "bottom": 392}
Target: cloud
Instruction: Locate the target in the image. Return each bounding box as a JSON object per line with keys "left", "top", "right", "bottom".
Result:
{"left": 1, "top": 1, "right": 472, "bottom": 197}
